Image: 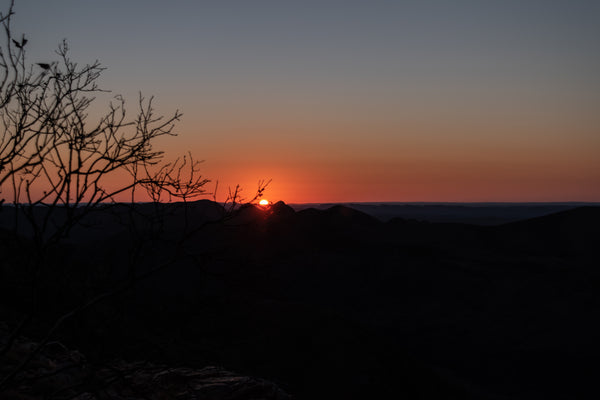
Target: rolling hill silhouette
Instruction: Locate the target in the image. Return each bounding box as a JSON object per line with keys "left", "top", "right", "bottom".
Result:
{"left": 1, "top": 202, "right": 598, "bottom": 399}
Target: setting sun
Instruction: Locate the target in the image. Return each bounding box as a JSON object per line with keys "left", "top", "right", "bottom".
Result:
{"left": 259, "top": 199, "right": 269, "bottom": 206}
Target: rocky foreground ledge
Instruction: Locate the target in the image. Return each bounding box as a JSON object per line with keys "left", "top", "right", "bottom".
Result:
{"left": 1, "top": 324, "right": 291, "bottom": 400}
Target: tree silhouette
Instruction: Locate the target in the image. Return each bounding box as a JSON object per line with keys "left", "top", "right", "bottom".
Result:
{"left": 0, "top": 1, "right": 268, "bottom": 393}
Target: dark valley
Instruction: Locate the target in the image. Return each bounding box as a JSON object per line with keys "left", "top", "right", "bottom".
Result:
{"left": 1, "top": 202, "right": 598, "bottom": 399}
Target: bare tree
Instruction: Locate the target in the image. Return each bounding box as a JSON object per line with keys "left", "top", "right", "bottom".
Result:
{"left": 1, "top": 43, "right": 180, "bottom": 237}
{"left": 0, "top": 1, "right": 269, "bottom": 394}
{"left": 0, "top": 0, "right": 185, "bottom": 385}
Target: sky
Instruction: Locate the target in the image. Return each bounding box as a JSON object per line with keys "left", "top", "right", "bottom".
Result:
{"left": 5, "top": 0, "right": 600, "bottom": 203}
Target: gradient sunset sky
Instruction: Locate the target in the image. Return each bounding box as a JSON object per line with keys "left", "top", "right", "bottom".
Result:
{"left": 9, "top": 0, "right": 600, "bottom": 203}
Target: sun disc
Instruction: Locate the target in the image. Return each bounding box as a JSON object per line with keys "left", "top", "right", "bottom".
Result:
{"left": 259, "top": 199, "right": 269, "bottom": 206}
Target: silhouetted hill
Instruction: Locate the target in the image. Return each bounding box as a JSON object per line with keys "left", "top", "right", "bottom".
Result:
{"left": 493, "top": 206, "right": 600, "bottom": 257}
{"left": 291, "top": 202, "right": 598, "bottom": 225}
{"left": 270, "top": 200, "right": 296, "bottom": 217}
{"left": 2, "top": 202, "right": 599, "bottom": 399}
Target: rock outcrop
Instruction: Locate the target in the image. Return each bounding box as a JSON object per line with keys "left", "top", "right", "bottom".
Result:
{"left": 1, "top": 324, "right": 291, "bottom": 400}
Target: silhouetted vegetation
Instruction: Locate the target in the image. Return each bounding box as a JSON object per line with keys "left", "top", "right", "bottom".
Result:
{"left": 1, "top": 1, "right": 599, "bottom": 399}
{"left": 0, "top": 1, "right": 266, "bottom": 395}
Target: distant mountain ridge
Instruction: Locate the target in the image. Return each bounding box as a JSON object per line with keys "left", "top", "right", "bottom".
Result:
{"left": 289, "top": 202, "right": 600, "bottom": 225}
{"left": 2, "top": 200, "right": 600, "bottom": 398}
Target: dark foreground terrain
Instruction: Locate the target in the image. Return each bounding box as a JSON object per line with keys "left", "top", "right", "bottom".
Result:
{"left": 1, "top": 202, "right": 599, "bottom": 399}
